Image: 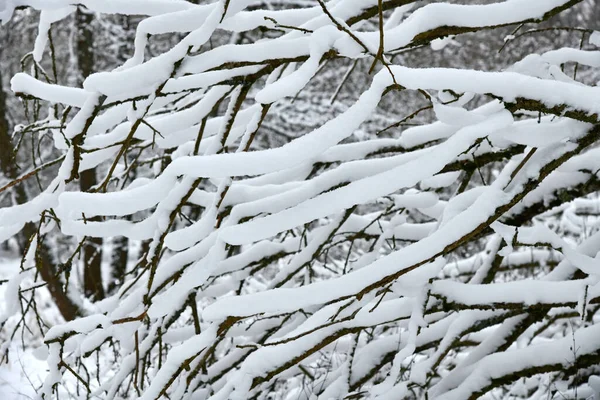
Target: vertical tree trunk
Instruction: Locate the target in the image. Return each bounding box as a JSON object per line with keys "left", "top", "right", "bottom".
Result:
{"left": 0, "top": 54, "right": 80, "bottom": 321}
{"left": 24, "top": 223, "right": 81, "bottom": 321}
{"left": 76, "top": 7, "right": 105, "bottom": 300}
{"left": 107, "top": 14, "right": 137, "bottom": 294}
{"left": 0, "top": 68, "right": 20, "bottom": 195}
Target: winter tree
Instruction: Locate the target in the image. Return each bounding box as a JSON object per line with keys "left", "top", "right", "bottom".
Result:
{"left": 1, "top": 0, "right": 600, "bottom": 399}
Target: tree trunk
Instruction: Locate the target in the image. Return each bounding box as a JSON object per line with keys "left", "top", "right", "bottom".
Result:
{"left": 25, "top": 223, "right": 81, "bottom": 321}
{"left": 0, "top": 54, "right": 80, "bottom": 321}
{"left": 106, "top": 14, "right": 137, "bottom": 294}
{"left": 76, "top": 7, "right": 105, "bottom": 300}
{"left": 0, "top": 67, "right": 20, "bottom": 194}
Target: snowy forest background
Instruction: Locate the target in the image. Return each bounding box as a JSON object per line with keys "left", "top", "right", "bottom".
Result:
{"left": 1, "top": 0, "right": 600, "bottom": 399}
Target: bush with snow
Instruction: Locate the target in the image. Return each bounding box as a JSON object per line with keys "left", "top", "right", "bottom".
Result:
{"left": 1, "top": 1, "right": 600, "bottom": 399}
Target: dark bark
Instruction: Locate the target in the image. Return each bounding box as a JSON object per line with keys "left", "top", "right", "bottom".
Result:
{"left": 107, "top": 236, "right": 128, "bottom": 293}
{"left": 106, "top": 15, "right": 137, "bottom": 294}
{"left": 28, "top": 224, "right": 81, "bottom": 321}
{"left": 0, "top": 68, "right": 19, "bottom": 191}
{"left": 76, "top": 7, "right": 105, "bottom": 300}
{"left": 0, "top": 57, "right": 80, "bottom": 321}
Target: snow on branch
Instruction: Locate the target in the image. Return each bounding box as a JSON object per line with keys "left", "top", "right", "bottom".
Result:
{"left": 1, "top": 0, "right": 600, "bottom": 399}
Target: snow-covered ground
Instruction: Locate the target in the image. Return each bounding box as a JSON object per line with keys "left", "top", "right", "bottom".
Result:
{"left": 0, "top": 344, "right": 47, "bottom": 400}
{"left": 0, "top": 257, "right": 47, "bottom": 400}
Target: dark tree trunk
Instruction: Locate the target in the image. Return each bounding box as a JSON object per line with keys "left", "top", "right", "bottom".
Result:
{"left": 25, "top": 223, "right": 81, "bottom": 321}
{"left": 106, "top": 14, "right": 137, "bottom": 294}
{"left": 76, "top": 7, "right": 105, "bottom": 300}
{"left": 0, "top": 68, "right": 19, "bottom": 190}
{"left": 0, "top": 55, "right": 80, "bottom": 321}
{"left": 108, "top": 236, "right": 128, "bottom": 293}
